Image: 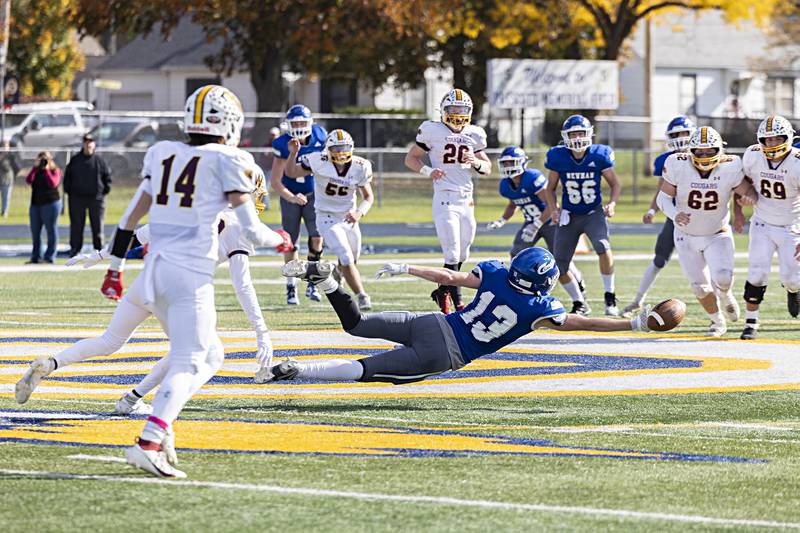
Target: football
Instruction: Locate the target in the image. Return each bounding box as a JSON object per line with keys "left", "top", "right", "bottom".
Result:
{"left": 647, "top": 299, "right": 687, "bottom": 332}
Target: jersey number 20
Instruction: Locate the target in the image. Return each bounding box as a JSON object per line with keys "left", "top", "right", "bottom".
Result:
{"left": 156, "top": 155, "right": 199, "bottom": 208}
{"left": 460, "top": 291, "right": 518, "bottom": 342}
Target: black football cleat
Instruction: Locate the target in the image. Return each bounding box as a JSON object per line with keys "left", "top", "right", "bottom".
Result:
{"left": 431, "top": 287, "right": 452, "bottom": 314}
{"left": 570, "top": 300, "right": 591, "bottom": 316}
{"left": 269, "top": 359, "right": 300, "bottom": 381}
{"left": 788, "top": 291, "right": 800, "bottom": 318}
{"left": 740, "top": 325, "right": 758, "bottom": 340}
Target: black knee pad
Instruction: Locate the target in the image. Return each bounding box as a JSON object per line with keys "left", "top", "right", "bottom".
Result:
{"left": 443, "top": 263, "right": 458, "bottom": 271}
{"left": 653, "top": 255, "right": 668, "bottom": 269}
{"left": 743, "top": 281, "right": 767, "bottom": 305}
{"left": 308, "top": 249, "right": 322, "bottom": 261}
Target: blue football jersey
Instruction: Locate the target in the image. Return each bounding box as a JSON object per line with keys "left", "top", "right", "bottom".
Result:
{"left": 499, "top": 169, "right": 548, "bottom": 223}
{"left": 544, "top": 144, "right": 614, "bottom": 214}
{"left": 652, "top": 150, "right": 674, "bottom": 178}
{"left": 271, "top": 124, "right": 328, "bottom": 194}
{"left": 445, "top": 260, "right": 567, "bottom": 363}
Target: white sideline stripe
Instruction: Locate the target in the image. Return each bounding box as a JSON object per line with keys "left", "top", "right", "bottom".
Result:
{"left": 0, "top": 252, "right": 753, "bottom": 274}
{"left": 0, "top": 469, "right": 797, "bottom": 529}
{"left": 66, "top": 454, "right": 127, "bottom": 463}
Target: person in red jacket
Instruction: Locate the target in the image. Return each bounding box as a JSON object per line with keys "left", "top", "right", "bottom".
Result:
{"left": 26, "top": 151, "right": 62, "bottom": 263}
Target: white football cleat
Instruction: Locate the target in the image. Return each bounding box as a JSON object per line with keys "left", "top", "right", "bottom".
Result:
{"left": 125, "top": 442, "right": 186, "bottom": 478}
{"left": 357, "top": 293, "right": 372, "bottom": 310}
{"left": 15, "top": 357, "right": 54, "bottom": 404}
{"left": 721, "top": 295, "right": 740, "bottom": 322}
{"left": 114, "top": 393, "right": 153, "bottom": 416}
{"left": 281, "top": 259, "right": 336, "bottom": 284}
{"left": 706, "top": 321, "right": 727, "bottom": 337}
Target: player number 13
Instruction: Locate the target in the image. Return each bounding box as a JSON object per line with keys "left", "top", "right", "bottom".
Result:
{"left": 460, "top": 291, "right": 518, "bottom": 342}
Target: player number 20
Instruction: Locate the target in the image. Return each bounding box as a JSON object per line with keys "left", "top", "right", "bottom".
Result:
{"left": 460, "top": 291, "right": 518, "bottom": 342}
{"left": 442, "top": 143, "right": 470, "bottom": 164}
{"left": 564, "top": 180, "right": 596, "bottom": 204}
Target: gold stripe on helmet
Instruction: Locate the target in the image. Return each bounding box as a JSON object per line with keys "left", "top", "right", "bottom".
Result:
{"left": 700, "top": 127, "right": 707, "bottom": 144}
{"left": 767, "top": 116, "right": 774, "bottom": 133}
{"left": 193, "top": 85, "right": 214, "bottom": 124}
{"left": 336, "top": 129, "right": 343, "bottom": 141}
{"left": 455, "top": 89, "right": 462, "bottom": 101}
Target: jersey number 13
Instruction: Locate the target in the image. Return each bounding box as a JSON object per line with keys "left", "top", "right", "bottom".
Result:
{"left": 460, "top": 291, "right": 518, "bottom": 342}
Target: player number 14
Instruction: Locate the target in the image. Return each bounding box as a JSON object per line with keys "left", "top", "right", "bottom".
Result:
{"left": 460, "top": 291, "right": 518, "bottom": 342}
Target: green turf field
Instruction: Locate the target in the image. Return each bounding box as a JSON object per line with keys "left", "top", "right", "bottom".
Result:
{"left": 2, "top": 223, "right": 800, "bottom": 533}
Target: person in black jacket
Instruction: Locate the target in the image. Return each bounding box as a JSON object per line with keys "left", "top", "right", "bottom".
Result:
{"left": 64, "top": 133, "right": 111, "bottom": 256}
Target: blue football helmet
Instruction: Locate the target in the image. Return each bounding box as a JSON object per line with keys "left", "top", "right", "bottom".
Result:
{"left": 561, "top": 115, "right": 593, "bottom": 152}
{"left": 286, "top": 104, "right": 313, "bottom": 139}
{"left": 508, "top": 247, "right": 559, "bottom": 295}
{"left": 665, "top": 116, "right": 695, "bottom": 152}
{"left": 497, "top": 146, "right": 527, "bottom": 178}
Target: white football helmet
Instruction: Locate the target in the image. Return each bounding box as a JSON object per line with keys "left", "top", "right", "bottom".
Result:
{"left": 440, "top": 89, "right": 473, "bottom": 130}
{"left": 757, "top": 115, "right": 795, "bottom": 160}
{"left": 688, "top": 126, "right": 724, "bottom": 171}
{"left": 325, "top": 129, "right": 354, "bottom": 165}
{"left": 183, "top": 85, "right": 244, "bottom": 146}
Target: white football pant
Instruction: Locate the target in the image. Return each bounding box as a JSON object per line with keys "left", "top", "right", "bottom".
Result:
{"left": 747, "top": 217, "right": 800, "bottom": 292}
{"left": 674, "top": 229, "right": 735, "bottom": 298}
{"left": 317, "top": 212, "right": 361, "bottom": 266}
{"left": 432, "top": 190, "right": 476, "bottom": 265}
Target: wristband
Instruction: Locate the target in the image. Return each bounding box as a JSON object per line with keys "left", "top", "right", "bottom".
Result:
{"left": 471, "top": 159, "right": 491, "bottom": 174}
{"left": 419, "top": 165, "right": 434, "bottom": 177}
{"left": 109, "top": 255, "right": 124, "bottom": 272}
{"left": 356, "top": 200, "right": 372, "bottom": 217}
{"left": 646, "top": 208, "right": 656, "bottom": 217}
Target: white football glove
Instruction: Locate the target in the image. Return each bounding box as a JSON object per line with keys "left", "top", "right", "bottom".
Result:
{"left": 630, "top": 304, "right": 652, "bottom": 332}
{"left": 253, "top": 330, "right": 274, "bottom": 384}
{"left": 486, "top": 218, "right": 506, "bottom": 231}
{"left": 65, "top": 247, "right": 110, "bottom": 268}
{"left": 375, "top": 263, "right": 409, "bottom": 279}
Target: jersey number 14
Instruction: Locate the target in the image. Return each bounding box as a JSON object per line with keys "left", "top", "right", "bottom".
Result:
{"left": 156, "top": 155, "right": 199, "bottom": 208}
{"left": 460, "top": 291, "right": 518, "bottom": 342}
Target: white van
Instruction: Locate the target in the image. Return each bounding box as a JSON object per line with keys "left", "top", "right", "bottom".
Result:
{"left": 4, "top": 101, "right": 93, "bottom": 148}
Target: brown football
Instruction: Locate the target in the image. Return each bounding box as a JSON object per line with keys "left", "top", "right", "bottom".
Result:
{"left": 647, "top": 299, "right": 686, "bottom": 332}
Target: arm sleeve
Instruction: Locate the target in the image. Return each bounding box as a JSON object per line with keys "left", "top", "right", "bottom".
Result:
{"left": 228, "top": 254, "right": 268, "bottom": 334}
{"left": 232, "top": 201, "right": 285, "bottom": 247}
{"left": 25, "top": 168, "right": 35, "bottom": 185}
{"left": 46, "top": 168, "right": 61, "bottom": 188}
{"left": 62, "top": 162, "right": 71, "bottom": 193}
{"left": 415, "top": 123, "right": 430, "bottom": 151}
{"left": 656, "top": 191, "right": 677, "bottom": 219}
{"left": 102, "top": 159, "right": 112, "bottom": 193}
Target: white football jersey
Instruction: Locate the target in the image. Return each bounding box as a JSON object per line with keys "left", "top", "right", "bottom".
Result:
{"left": 663, "top": 153, "right": 744, "bottom": 236}
{"left": 141, "top": 141, "right": 257, "bottom": 274}
{"left": 217, "top": 208, "right": 255, "bottom": 261}
{"left": 742, "top": 144, "right": 800, "bottom": 227}
{"left": 416, "top": 120, "right": 487, "bottom": 194}
{"left": 301, "top": 152, "right": 372, "bottom": 213}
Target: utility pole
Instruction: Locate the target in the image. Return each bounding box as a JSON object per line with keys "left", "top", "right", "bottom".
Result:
{"left": 0, "top": 0, "right": 11, "bottom": 144}
{"left": 643, "top": 18, "right": 653, "bottom": 175}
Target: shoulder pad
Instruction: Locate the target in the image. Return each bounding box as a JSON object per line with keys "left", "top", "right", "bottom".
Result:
{"left": 477, "top": 260, "right": 505, "bottom": 275}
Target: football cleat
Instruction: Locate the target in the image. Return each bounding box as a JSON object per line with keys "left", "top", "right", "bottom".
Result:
{"left": 740, "top": 325, "right": 758, "bottom": 340}
{"left": 721, "top": 293, "right": 740, "bottom": 322}
{"left": 788, "top": 291, "right": 799, "bottom": 318}
{"left": 114, "top": 393, "right": 153, "bottom": 416}
{"left": 570, "top": 301, "right": 591, "bottom": 316}
{"left": 270, "top": 359, "right": 300, "bottom": 381}
{"left": 254, "top": 366, "right": 274, "bottom": 384}
{"left": 281, "top": 259, "right": 336, "bottom": 284}
{"left": 125, "top": 442, "right": 186, "bottom": 478}
{"left": 286, "top": 285, "right": 299, "bottom": 305}
{"left": 15, "top": 357, "right": 54, "bottom": 404}
{"left": 706, "top": 321, "right": 727, "bottom": 338}
{"left": 577, "top": 278, "right": 587, "bottom": 296}
{"left": 604, "top": 292, "right": 620, "bottom": 317}
{"left": 622, "top": 301, "right": 642, "bottom": 318}
{"left": 306, "top": 283, "right": 322, "bottom": 302}
{"left": 431, "top": 287, "right": 452, "bottom": 314}
{"left": 357, "top": 293, "right": 372, "bottom": 310}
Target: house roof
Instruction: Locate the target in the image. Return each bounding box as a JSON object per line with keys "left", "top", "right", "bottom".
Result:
{"left": 98, "top": 18, "right": 220, "bottom": 71}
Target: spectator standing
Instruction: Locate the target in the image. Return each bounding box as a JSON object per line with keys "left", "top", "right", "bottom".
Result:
{"left": 26, "top": 151, "right": 62, "bottom": 263}
{"left": 0, "top": 141, "right": 20, "bottom": 217}
{"left": 63, "top": 133, "right": 111, "bottom": 256}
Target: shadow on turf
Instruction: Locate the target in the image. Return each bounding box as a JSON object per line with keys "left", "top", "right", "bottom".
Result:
{"left": 186, "top": 403, "right": 556, "bottom": 416}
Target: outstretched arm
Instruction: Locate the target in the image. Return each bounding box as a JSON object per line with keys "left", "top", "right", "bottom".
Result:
{"left": 540, "top": 307, "right": 651, "bottom": 332}
{"left": 376, "top": 263, "right": 481, "bottom": 289}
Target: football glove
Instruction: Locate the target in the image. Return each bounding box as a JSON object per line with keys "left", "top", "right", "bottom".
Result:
{"left": 274, "top": 229, "right": 293, "bottom": 254}
{"left": 66, "top": 247, "right": 110, "bottom": 268}
{"left": 630, "top": 304, "right": 652, "bottom": 332}
{"left": 486, "top": 218, "right": 506, "bottom": 231}
{"left": 101, "top": 269, "right": 124, "bottom": 301}
{"left": 375, "top": 263, "right": 409, "bottom": 279}
{"left": 253, "top": 331, "right": 274, "bottom": 384}
{"left": 521, "top": 220, "right": 542, "bottom": 242}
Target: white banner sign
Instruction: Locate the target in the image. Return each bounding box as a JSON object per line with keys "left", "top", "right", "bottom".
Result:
{"left": 487, "top": 59, "right": 618, "bottom": 109}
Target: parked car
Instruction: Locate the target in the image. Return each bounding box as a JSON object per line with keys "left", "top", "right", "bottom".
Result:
{"left": 5, "top": 101, "right": 93, "bottom": 149}
{"left": 80, "top": 118, "right": 185, "bottom": 178}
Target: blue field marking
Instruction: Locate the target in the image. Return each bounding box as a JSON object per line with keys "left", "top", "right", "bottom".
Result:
{"left": 0, "top": 336, "right": 166, "bottom": 344}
